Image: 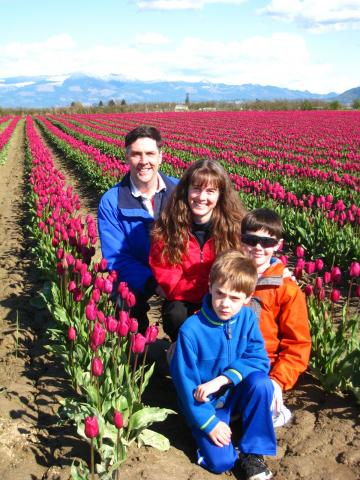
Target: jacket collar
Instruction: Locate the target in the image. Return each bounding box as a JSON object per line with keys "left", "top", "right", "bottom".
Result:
{"left": 257, "top": 257, "right": 284, "bottom": 287}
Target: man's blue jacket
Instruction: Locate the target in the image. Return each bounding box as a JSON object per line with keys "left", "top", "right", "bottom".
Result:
{"left": 98, "top": 171, "right": 178, "bottom": 294}
{"left": 170, "top": 294, "right": 270, "bottom": 435}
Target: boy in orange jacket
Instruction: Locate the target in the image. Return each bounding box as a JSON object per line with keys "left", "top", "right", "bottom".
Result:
{"left": 241, "top": 208, "right": 311, "bottom": 427}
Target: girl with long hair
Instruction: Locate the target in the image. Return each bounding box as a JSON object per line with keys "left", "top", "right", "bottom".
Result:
{"left": 150, "top": 159, "right": 246, "bottom": 341}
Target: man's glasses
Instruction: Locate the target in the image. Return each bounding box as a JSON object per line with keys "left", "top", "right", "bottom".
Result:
{"left": 241, "top": 234, "right": 279, "bottom": 248}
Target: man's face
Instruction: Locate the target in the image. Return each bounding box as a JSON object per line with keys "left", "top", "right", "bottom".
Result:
{"left": 126, "top": 137, "right": 162, "bottom": 189}
{"left": 209, "top": 281, "right": 250, "bottom": 321}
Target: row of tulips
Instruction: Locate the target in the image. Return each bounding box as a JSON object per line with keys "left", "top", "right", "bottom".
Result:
{"left": 0, "top": 116, "right": 21, "bottom": 165}
{"left": 25, "top": 116, "right": 174, "bottom": 480}
{"left": 36, "top": 115, "right": 359, "bottom": 268}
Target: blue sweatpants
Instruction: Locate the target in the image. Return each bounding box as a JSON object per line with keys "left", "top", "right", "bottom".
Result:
{"left": 192, "top": 371, "right": 276, "bottom": 474}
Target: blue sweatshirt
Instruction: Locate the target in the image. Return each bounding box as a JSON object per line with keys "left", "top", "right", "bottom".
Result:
{"left": 170, "top": 294, "right": 270, "bottom": 435}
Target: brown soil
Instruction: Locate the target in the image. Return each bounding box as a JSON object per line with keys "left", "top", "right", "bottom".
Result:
{"left": 0, "top": 121, "right": 359, "bottom": 480}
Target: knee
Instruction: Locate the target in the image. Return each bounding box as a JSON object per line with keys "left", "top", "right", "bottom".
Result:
{"left": 243, "top": 371, "right": 273, "bottom": 397}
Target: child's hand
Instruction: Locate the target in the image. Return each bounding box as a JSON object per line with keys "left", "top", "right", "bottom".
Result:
{"left": 209, "top": 421, "right": 232, "bottom": 447}
{"left": 194, "top": 375, "right": 231, "bottom": 403}
{"left": 271, "top": 379, "right": 284, "bottom": 415}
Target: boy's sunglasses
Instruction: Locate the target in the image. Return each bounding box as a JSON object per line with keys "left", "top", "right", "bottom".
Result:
{"left": 241, "top": 234, "right": 279, "bottom": 248}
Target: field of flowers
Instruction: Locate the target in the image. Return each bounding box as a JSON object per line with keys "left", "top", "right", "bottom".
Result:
{"left": 0, "top": 110, "right": 359, "bottom": 478}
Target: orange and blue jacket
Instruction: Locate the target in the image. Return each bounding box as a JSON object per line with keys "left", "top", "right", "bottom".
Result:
{"left": 248, "top": 259, "right": 311, "bottom": 391}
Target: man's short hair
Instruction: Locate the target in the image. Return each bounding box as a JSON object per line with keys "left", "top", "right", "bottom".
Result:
{"left": 241, "top": 208, "right": 283, "bottom": 240}
{"left": 209, "top": 250, "right": 257, "bottom": 297}
{"left": 125, "top": 125, "right": 162, "bottom": 150}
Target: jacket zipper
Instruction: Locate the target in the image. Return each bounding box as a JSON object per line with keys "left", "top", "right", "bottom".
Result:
{"left": 225, "top": 322, "right": 232, "bottom": 363}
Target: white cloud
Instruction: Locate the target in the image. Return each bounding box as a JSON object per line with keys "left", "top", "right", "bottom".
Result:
{"left": 135, "top": 32, "right": 169, "bottom": 45}
{"left": 0, "top": 32, "right": 356, "bottom": 93}
{"left": 132, "top": 0, "right": 246, "bottom": 10}
{"left": 261, "top": 0, "right": 360, "bottom": 32}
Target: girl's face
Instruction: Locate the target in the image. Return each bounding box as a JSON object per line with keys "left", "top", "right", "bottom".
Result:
{"left": 187, "top": 182, "right": 220, "bottom": 224}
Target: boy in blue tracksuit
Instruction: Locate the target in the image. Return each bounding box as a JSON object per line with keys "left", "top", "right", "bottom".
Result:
{"left": 170, "top": 250, "right": 276, "bottom": 480}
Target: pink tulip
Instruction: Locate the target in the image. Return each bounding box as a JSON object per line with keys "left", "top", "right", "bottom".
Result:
{"left": 294, "top": 267, "right": 303, "bottom": 280}
{"left": 296, "top": 246, "right": 305, "bottom": 258}
{"left": 349, "top": 262, "right": 360, "bottom": 278}
{"left": 117, "top": 281, "right": 128, "bottom": 296}
{"left": 315, "top": 277, "right": 323, "bottom": 290}
{"left": 279, "top": 255, "right": 288, "bottom": 266}
{"left": 92, "top": 288, "right": 101, "bottom": 303}
{"left": 296, "top": 258, "right": 305, "bottom": 269}
{"left": 68, "top": 280, "right": 77, "bottom": 292}
{"left": 126, "top": 291, "right": 136, "bottom": 308}
{"left": 145, "top": 324, "right": 159, "bottom": 344}
{"left": 103, "top": 278, "right": 113, "bottom": 294}
{"left": 90, "top": 323, "right": 106, "bottom": 349}
{"left": 305, "top": 261, "right": 316, "bottom": 274}
{"left": 91, "top": 357, "right": 103, "bottom": 376}
{"left": 81, "top": 271, "right": 92, "bottom": 288}
{"left": 315, "top": 259, "right": 324, "bottom": 272}
{"left": 72, "top": 287, "right": 83, "bottom": 302}
{"left": 330, "top": 266, "right": 342, "bottom": 283}
{"left": 330, "top": 289, "right": 341, "bottom": 303}
{"left": 304, "top": 285, "right": 313, "bottom": 297}
{"left": 85, "top": 302, "right": 97, "bottom": 322}
{"left": 323, "top": 271, "right": 331, "bottom": 284}
{"left": 129, "top": 317, "right": 138, "bottom": 333}
{"left": 97, "top": 310, "right": 106, "bottom": 324}
{"left": 117, "top": 311, "right": 130, "bottom": 337}
{"left": 131, "top": 333, "right": 146, "bottom": 354}
{"left": 67, "top": 326, "right": 76, "bottom": 341}
{"left": 84, "top": 416, "right": 99, "bottom": 438}
{"left": 114, "top": 410, "right": 124, "bottom": 429}
{"left": 317, "top": 288, "right": 326, "bottom": 301}
{"left": 99, "top": 258, "right": 108, "bottom": 272}
{"left": 106, "top": 316, "right": 118, "bottom": 333}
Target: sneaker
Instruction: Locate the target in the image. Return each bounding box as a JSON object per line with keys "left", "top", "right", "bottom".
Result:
{"left": 237, "top": 453, "right": 273, "bottom": 480}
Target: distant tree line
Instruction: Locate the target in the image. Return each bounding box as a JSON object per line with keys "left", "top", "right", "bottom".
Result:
{"left": 1, "top": 98, "right": 360, "bottom": 115}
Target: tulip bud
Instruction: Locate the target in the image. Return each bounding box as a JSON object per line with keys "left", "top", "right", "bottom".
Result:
{"left": 323, "top": 271, "right": 331, "bottom": 284}
{"left": 305, "top": 261, "right": 316, "bottom": 275}
{"left": 97, "top": 310, "right": 106, "bottom": 324}
{"left": 131, "top": 333, "right": 146, "bottom": 354}
{"left": 294, "top": 267, "right": 303, "bottom": 280}
{"left": 85, "top": 302, "right": 97, "bottom": 322}
{"left": 99, "top": 258, "right": 108, "bottom": 272}
{"left": 81, "top": 271, "right": 93, "bottom": 288}
{"left": 91, "top": 357, "right": 103, "bottom": 377}
{"left": 296, "top": 245, "right": 305, "bottom": 258}
{"left": 103, "top": 278, "right": 113, "bottom": 294}
{"left": 315, "top": 259, "right": 324, "bottom": 272}
{"left": 68, "top": 280, "right": 77, "bottom": 292}
{"left": 129, "top": 317, "right": 138, "bottom": 333}
{"left": 67, "top": 326, "right": 76, "bottom": 341}
{"left": 90, "top": 322, "right": 106, "bottom": 349}
{"left": 72, "top": 287, "right": 83, "bottom": 302}
{"left": 317, "top": 288, "right": 326, "bottom": 301}
{"left": 84, "top": 416, "right": 99, "bottom": 438}
{"left": 304, "top": 285, "right": 313, "bottom": 297}
{"left": 117, "top": 311, "right": 130, "bottom": 337}
{"left": 349, "top": 262, "right": 360, "bottom": 278}
{"left": 117, "top": 281, "right": 128, "bottom": 296}
{"left": 315, "top": 276, "right": 323, "bottom": 290}
{"left": 92, "top": 288, "right": 101, "bottom": 303}
{"left": 106, "top": 316, "right": 118, "bottom": 333}
{"left": 145, "top": 324, "right": 159, "bottom": 344}
{"left": 330, "top": 289, "right": 341, "bottom": 303}
{"left": 331, "top": 266, "right": 342, "bottom": 284}
{"left": 126, "top": 291, "right": 136, "bottom": 308}
{"left": 114, "top": 410, "right": 124, "bottom": 429}
{"left": 296, "top": 258, "right": 305, "bottom": 269}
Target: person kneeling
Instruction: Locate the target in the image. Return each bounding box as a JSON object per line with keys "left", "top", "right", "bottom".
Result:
{"left": 170, "top": 250, "right": 276, "bottom": 480}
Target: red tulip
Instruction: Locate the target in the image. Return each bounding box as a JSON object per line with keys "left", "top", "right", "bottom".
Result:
{"left": 129, "top": 317, "right": 138, "bottom": 334}
{"left": 72, "top": 287, "right": 83, "bottom": 302}
{"left": 349, "top": 262, "right": 360, "bottom": 278}
{"left": 279, "top": 255, "right": 288, "bottom": 266}
{"left": 67, "top": 326, "right": 76, "bottom": 341}
{"left": 131, "top": 333, "right": 146, "bottom": 354}
{"left": 91, "top": 357, "right": 103, "bottom": 376}
{"left": 330, "top": 289, "right": 341, "bottom": 303}
{"left": 106, "top": 315, "right": 118, "bottom": 333}
{"left": 304, "top": 285, "right": 313, "bottom": 297}
{"left": 90, "top": 323, "right": 106, "bottom": 349}
{"left": 323, "top": 271, "right": 331, "bottom": 284}
{"left": 315, "top": 259, "right": 324, "bottom": 272}
{"left": 296, "top": 245, "right": 305, "bottom": 258}
{"left": 126, "top": 291, "right": 136, "bottom": 308}
{"left": 145, "top": 324, "right": 159, "bottom": 344}
{"left": 84, "top": 416, "right": 99, "bottom": 438}
{"left": 114, "top": 410, "right": 124, "bottom": 429}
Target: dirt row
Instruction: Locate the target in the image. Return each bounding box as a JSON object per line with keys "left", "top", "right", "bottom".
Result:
{"left": 0, "top": 120, "right": 359, "bottom": 480}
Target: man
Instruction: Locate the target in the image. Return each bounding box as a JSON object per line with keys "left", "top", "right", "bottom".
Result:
{"left": 98, "top": 125, "right": 178, "bottom": 332}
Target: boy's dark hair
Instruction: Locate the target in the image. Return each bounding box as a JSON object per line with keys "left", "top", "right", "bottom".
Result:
{"left": 125, "top": 125, "right": 162, "bottom": 150}
{"left": 209, "top": 250, "right": 257, "bottom": 297}
{"left": 241, "top": 208, "right": 283, "bottom": 240}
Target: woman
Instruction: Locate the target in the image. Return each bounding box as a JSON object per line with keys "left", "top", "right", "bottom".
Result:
{"left": 149, "top": 159, "right": 246, "bottom": 341}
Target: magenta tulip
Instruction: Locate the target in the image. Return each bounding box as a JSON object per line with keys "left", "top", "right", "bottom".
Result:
{"left": 129, "top": 317, "right": 138, "bottom": 334}
{"left": 91, "top": 357, "right": 103, "bottom": 376}
{"left": 67, "top": 326, "right": 77, "bottom": 341}
{"left": 90, "top": 323, "right": 106, "bottom": 349}
{"left": 279, "top": 255, "right": 288, "bottom": 266}
{"left": 315, "top": 276, "right": 323, "bottom": 290}
{"left": 296, "top": 245, "right": 305, "bottom": 258}
{"left": 99, "top": 258, "right": 108, "bottom": 272}
{"left": 349, "top": 262, "right": 360, "bottom": 278}
{"left": 331, "top": 266, "right": 342, "bottom": 283}
{"left": 317, "top": 288, "right": 326, "bottom": 301}
{"left": 315, "top": 259, "right": 324, "bottom": 272}
{"left": 103, "top": 278, "right": 113, "bottom": 294}
{"left": 330, "top": 289, "right": 341, "bottom": 303}
{"left": 131, "top": 333, "right": 146, "bottom": 354}
{"left": 145, "top": 324, "right": 159, "bottom": 344}
{"left": 126, "top": 291, "right": 136, "bottom": 308}
{"left": 81, "top": 271, "right": 93, "bottom": 288}
{"left": 84, "top": 416, "right": 99, "bottom": 438}
{"left": 106, "top": 315, "right": 118, "bottom": 333}
{"left": 85, "top": 302, "right": 97, "bottom": 322}
{"left": 323, "top": 271, "right": 331, "bottom": 284}
{"left": 304, "top": 285, "right": 313, "bottom": 297}
{"left": 305, "top": 261, "right": 316, "bottom": 274}
{"left": 114, "top": 410, "right": 124, "bottom": 429}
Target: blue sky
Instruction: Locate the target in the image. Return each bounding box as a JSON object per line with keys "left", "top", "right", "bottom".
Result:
{"left": 0, "top": 0, "right": 359, "bottom": 93}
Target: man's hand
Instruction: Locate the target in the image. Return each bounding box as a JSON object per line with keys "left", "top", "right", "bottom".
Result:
{"left": 209, "top": 421, "right": 232, "bottom": 447}
{"left": 194, "top": 375, "right": 231, "bottom": 403}
{"left": 271, "top": 379, "right": 284, "bottom": 416}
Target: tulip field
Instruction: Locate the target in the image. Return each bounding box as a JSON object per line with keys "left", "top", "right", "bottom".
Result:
{"left": 0, "top": 110, "right": 359, "bottom": 479}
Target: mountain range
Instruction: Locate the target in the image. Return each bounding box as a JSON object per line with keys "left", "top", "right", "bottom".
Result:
{"left": 0, "top": 73, "right": 357, "bottom": 108}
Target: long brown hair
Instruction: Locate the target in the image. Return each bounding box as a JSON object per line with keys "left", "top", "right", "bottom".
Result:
{"left": 152, "top": 159, "right": 246, "bottom": 264}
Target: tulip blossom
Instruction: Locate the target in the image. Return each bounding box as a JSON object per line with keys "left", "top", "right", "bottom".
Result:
{"left": 305, "top": 261, "right": 316, "bottom": 275}
{"left": 294, "top": 267, "right": 303, "bottom": 280}
{"left": 296, "top": 246, "right": 305, "bottom": 258}
{"left": 91, "top": 357, "right": 104, "bottom": 376}
{"left": 323, "top": 272, "right": 331, "bottom": 284}
{"left": 317, "top": 288, "right": 326, "bottom": 301}
{"left": 349, "top": 262, "right": 360, "bottom": 278}
{"left": 106, "top": 315, "right": 118, "bottom": 333}
{"left": 145, "top": 325, "right": 159, "bottom": 344}
{"left": 68, "top": 280, "right": 76, "bottom": 292}
{"left": 131, "top": 333, "right": 146, "bottom": 354}
{"left": 81, "top": 271, "right": 93, "bottom": 288}
{"left": 330, "top": 266, "right": 342, "bottom": 283}
{"left": 103, "top": 278, "right": 113, "bottom": 294}
{"left": 330, "top": 289, "right": 341, "bottom": 303}
{"left": 126, "top": 291, "right": 136, "bottom": 308}
{"left": 129, "top": 318, "right": 138, "bottom": 334}
{"left": 315, "top": 276, "right": 323, "bottom": 290}
{"left": 304, "top": 285, "right": 313, "bottom": 297}
{"left": 117, "top": 312, "right": 130, "bottom": 337}
{"left": 99, "top": 257, "right": 108, "bottom": 272}
{"left": 90, "top": 322, "right": 106, "bottom": 349}
{"left": 67, "top": 326, "right": 77, "bottom": 341}
{"left": 84, "top": 416, "right": 99, "bottom": 438}
{"left": 114, "top": 410, "right": 124, "bottom": 429}
{"left": 72, "top": 287, "right": 83, "bottom": 302}
{"left": 315, "top": 259, "right": 324, "bottom": 272}
{"left": 279, "top": 255, "right": 288, "bottom": 266}
{"left": 85, "top": 302, "right": 97, "bottom": 322}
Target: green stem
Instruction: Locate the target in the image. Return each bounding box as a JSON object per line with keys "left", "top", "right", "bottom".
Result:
{"left": 91, "top": 438, "right": 95, "bottom": 480}
{"left": 131, "top": 353, "right": 139, "bottom": 391}
{"left": 138, "top": 345, "right": 149, "bottom": 402}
